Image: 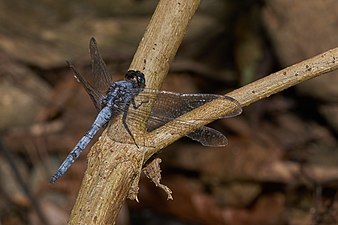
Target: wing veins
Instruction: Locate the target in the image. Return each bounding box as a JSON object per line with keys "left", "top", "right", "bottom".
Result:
{"left": 66, "top": 61, "right": 102, "bottom": 110}
{"left": 89, "top": 37, "right": 112, "bottom": 95}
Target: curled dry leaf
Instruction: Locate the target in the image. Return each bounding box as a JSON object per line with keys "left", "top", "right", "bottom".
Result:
{"left": 143, "top": 158, "right": 173, "bottom": 200}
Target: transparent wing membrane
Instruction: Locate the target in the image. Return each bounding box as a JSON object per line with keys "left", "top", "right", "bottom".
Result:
{"left": 89, "top": 37, "right": 112, "bottom": 97}
{"left": 66, "top": 61, "right": 103, "bottom": 110}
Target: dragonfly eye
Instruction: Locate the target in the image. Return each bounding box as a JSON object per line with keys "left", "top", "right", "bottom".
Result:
{"left": 136, "top": 73, "right": 145, "bottom": 89}
{"left": 126, "top": 70, "right": 145, "bottom": 89}
{"left": 125, "top": 70, "right": 136, "bottom": 80}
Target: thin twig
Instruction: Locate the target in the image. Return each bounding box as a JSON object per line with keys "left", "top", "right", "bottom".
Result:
{"left": 145, "top": 48, "right": 338, "bottom": 158}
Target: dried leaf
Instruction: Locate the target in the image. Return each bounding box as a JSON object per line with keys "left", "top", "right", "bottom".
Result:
{"left": 143, "top": 158, "right": 173, "bottom": 200}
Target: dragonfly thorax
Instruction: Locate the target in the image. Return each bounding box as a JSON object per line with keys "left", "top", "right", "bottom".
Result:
{"left": 103, "top": 81, "right": 137, "bottom": 109}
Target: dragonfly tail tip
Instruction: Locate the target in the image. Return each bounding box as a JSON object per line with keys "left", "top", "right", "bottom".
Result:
{"left": 49, "top": 175, "right": 58, "bottom": 184}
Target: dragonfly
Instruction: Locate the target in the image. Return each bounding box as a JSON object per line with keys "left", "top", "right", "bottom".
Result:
{"left": 49, "top": 38, "right": 242, "bottom": 184}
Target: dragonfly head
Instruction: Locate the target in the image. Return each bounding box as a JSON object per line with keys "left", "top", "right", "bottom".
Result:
{"left": 125, "top": 70, "right": 146, "bottom": 90}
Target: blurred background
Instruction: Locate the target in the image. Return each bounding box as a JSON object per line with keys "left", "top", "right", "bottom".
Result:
{"left": 0, "top": 0, "right": 338, "bottom": 224}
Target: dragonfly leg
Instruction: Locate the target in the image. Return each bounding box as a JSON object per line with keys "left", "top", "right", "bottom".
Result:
{"left": 132, "top": 98, "right": 149, "bottom": 109}
{"left": 122, "top": 103, "right": 139, "bottom": 148}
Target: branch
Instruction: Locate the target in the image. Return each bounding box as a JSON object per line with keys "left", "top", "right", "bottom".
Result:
{"left": 68, "top": 0, "right": 200, "bottom": 224}
{"left": 145, "top": 48, "right": 338, "bottom": 158}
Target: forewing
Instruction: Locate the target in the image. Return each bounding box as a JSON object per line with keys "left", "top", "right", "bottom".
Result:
{"left": 89, "top": 37, "right": 112, "bottom": 96}
{"left": 146, "top": 90, "right": 242, "bottom": 120}
{"left": 66, "top": 61, "right": 102, "bottom": 110}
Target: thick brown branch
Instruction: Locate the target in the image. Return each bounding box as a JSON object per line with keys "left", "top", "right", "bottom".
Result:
{"left": 68, "top": 0, "right": 200, "bottom": 224}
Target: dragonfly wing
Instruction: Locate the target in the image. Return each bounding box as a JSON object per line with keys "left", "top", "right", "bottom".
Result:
{"left": 66, "top": 61, "right": 103, "bottom": 110}
{"left": 186, "top": 126, "right": 228, "bottom": 147}
{"left": 146, "top": 90, "right": 241, "bottom": 146}
{"left": 89, "top": 37, "right": 112, "bottom": 95}
{"left": 148, "top": 90, "right": 242, "bottom": 120}
{"left": 147, "top": 114, "right": 228, "bottom": 147}
{"left": 109, "top": 89, "right": 241, "bottom": 146}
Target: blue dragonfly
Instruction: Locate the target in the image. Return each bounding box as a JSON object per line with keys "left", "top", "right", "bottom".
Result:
{"left": 49, "top": 38, "right": 242, "bottom": 183}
